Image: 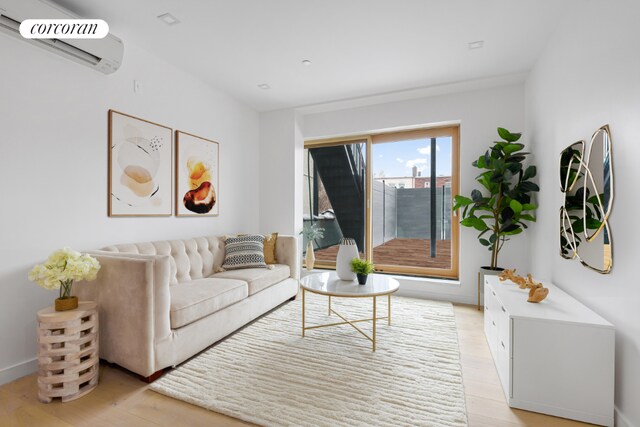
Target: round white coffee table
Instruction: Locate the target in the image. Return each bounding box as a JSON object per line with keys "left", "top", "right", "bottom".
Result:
{"left": 300, "top": 272, "right": 399, "bottom": 351}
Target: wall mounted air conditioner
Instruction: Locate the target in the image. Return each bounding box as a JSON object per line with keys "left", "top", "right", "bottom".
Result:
{"left": 0, "top": 0, "right": 123, "bottom": 74}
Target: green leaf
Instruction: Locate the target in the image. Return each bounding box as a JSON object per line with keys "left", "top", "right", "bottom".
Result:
{"left": 522, "top": 203, "right": 537, "bottom": 211}
{"left": 503, "top": 227, "right": 524, "bottom": 236}
{"left": 519, "top": 181, "right": 540, "bottom": 192}
{"left": 519, "top": 214, "right": 536, "bottom": 222}
{"left": 586, "top": 218, "right": 602, "bottom": 229}
{"left": 476, "top": 155, "right": 486, "bottom": 169}
{"left": 452, "top": 195, "right": 473, "bottom": 210}
{"left": 510, "top": 200, "right": 523, "bottom": 215}
{"left": 471, "top": 189, "right": 483, "bottom": 203}
{"left": 479, "top": 238, "right": 491, "bottom": 247}
{"left": 506, "top": 155, "right": 527, "bottom": 164}
{"left": 497, "top": 127, "right": 522, "bottom": 142}
{"left": 502, "top": 169, "right": 513, "bottom": 182}
{"left": 572, "top": 219, "right": 584, "bottom": 233}
{"left": 523, "top": 165, "right": 537, "bottom": 180}
{"left": 499, "top": 222, "right": 522, "bottom": 234}
{"left": 506, "top": 162, "right": 522, "bottom": 174}
{"left": 461, "top": 217, "right": 489, "bottom": 231}
{"left": 503, "top": 143, "right": 524, "bottom": 155}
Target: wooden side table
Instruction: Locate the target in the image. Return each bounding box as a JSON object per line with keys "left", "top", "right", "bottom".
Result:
{"left": 37, "top": 301, "right": 99, "bottom": 403}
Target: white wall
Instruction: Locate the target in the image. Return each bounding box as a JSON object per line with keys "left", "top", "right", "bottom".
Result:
{"left": 525, "top": 1, "right": 640, "bottom": 425}
{"left": 300, "top": 84, "right": 527, "bottom": 304}
{"left": 0, "top": 36, "right": 260, "bottom": 384}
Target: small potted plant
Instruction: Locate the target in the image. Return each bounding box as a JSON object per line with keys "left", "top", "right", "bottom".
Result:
{"left": 350, "top": 258, "right": 375, "bottom": 285}
{"left": 28, "top": 248, "right": 101, "bottom": 311}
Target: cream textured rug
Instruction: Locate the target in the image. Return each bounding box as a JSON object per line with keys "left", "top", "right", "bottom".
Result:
{"left": 150, "top": 294, "right": 468, "bottom": 427}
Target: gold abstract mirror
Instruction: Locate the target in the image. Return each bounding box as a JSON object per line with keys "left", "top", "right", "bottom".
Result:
{"left": 559, "top": 125, "right": 613, "bottom": 273}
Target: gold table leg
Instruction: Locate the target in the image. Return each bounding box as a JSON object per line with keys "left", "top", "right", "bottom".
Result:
{"left": 301, "top": 291, "right": 396, "bottom": 351}
{"left": 372, "top": 296, "right": 377, "bottom": 352}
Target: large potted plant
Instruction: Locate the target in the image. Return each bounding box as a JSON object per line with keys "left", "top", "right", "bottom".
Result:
{"left": 453, "top": 128, "right": 538, "bottom": 307}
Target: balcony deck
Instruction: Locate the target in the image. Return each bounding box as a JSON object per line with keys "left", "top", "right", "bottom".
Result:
{"left": 314, "top": 238, "right": 451, "bottom": 270}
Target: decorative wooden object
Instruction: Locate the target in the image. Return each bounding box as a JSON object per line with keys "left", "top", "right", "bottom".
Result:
{"left": 498, "top": 269, "right": 549, "bottom": 303}
{"left": 37, "top": 301, "right": 99, "bottom": 403}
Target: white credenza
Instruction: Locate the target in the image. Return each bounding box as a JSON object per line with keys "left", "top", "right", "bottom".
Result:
{"left": 483, "top": 275, "right": 614, "bottom": 426}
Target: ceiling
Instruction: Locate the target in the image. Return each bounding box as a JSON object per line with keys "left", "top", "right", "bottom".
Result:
{"left": 54, "top": 0, "right": 580, "bottom": 112}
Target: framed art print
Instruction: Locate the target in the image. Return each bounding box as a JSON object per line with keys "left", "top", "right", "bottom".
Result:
{"left": 108, "top": 110, "right": 173, "bottom": 216}
{"left": 175, "top": 130, "right": 219, "bottom": 216}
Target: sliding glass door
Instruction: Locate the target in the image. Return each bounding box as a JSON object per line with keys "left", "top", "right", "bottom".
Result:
{"left": 303, "top": 139, "right": 369, "bottom": 266}
{"left": 371, "top": 127, "right": 459, "bottom": 278}
{"left": 304, "top": 126, "right": 459, "bottom": 279}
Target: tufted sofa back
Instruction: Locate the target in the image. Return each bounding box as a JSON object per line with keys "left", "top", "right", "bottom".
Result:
{"left": 102, "top": 236, "right": 225, "bottom": 285}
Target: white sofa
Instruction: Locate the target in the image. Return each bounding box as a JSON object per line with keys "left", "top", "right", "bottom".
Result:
{"left": 75, "top": 235, "right": 299, "bottom": 380}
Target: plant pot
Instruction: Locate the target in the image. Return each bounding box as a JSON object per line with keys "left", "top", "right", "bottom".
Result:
{"left": 477, "top": 266, "right": 505, "bottom": 310}
{"left": 55, "top": 296, "right": 78, "bottom": 312}
{"left": 336, "top": 238, "right": 358, "bottom": 281}
{"left": 305, "top": 241, "right": 315, "bottom": 271}
{"left": 357, "top": 273, "right": 368, "bottom": 285}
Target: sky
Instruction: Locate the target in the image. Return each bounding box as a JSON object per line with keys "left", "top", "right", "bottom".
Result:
{"left": 372, "top": 136, "right": 452, "bottom": 178}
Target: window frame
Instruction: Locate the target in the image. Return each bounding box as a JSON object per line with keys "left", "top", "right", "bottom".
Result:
{"left": 304, "top": 125, "right": 460, "bottom": 279}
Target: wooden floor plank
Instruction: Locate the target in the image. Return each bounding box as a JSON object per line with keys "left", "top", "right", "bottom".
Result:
{"left": 0, "top": 303, "right": 593, "bottom": 427}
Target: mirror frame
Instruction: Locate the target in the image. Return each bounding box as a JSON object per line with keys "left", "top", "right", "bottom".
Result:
{"left": 559, "top": 125, "right": 614, "bottom": 274}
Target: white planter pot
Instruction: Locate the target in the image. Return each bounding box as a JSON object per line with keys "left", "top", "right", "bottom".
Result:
{"left": 336, "top": 238, "right": 358, "bottom": 281}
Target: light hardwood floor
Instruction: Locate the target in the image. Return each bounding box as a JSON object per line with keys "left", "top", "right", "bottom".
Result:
{"left": 0, "top": 304, "right": 593, "bottom": 427}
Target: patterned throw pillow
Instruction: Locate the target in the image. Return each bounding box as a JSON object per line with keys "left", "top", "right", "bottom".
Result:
{"left": 263, "top": 233, "right": 278, "bottom": 264}
{"left": 221, "top": 235, "right": 267, "bottom": 270}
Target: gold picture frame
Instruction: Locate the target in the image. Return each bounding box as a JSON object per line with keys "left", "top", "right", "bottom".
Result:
{"left": 175, "top": 130, "right": 220, "bottom": 217}
{"left": 108, "top": 110, "right": 173, "bottom": 217}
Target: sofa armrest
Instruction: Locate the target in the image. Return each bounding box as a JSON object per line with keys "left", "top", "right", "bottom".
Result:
{"left": 276, "top": 235, "right": 299, "bottom": 280}
{"left": 74, "top": 251, "right": 172, "bottom": 377}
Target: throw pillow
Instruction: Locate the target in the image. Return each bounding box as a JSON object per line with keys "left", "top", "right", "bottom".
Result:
{"left": 221, "top": 235, "right": 267, "bottom": 270}
{"left": 263, "top": 233, "right": 278, "bottom": 264}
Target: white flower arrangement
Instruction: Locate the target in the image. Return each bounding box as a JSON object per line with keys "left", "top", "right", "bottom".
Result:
{"left": 28, "top": 248, "right": 100, "bottom": 299}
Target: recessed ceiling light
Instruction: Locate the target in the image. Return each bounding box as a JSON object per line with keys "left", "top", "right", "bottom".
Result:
{"left": 257, "top": 83, "right": 271, "bottom": 90}
{"left": 468, "top": 40, "right": 484, "bottom": 50}
{"left": 301, "top": 59, "right": 312, "bottom": 66}
{"left": 157, "top": 13, "right": 180, "bottom": 25}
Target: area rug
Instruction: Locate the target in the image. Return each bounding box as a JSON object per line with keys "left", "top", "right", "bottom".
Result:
{"left": 149, "top": 294, "right": 468, "bottom": 427}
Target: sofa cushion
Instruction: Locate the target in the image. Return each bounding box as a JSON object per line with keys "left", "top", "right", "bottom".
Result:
{"left": 263, "top": 233, "right": 278, "bottom": 264}
{"left": 169, "top": 278, "right": 248, "bottom": 329}
{"left": 221, "top": 235, "right": 267, "bottom": 270}
{"left": 102, "top": 236, "right": 225, "bottom": 285}
{"left": 212, "top": 264, "right": 290, "bottom": 295}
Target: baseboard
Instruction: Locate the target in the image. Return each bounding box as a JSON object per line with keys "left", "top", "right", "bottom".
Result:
{"left": 0, "top": 357, "right": 37, "bottom": 386}
{"left": 615, "top": 406, "right": 636, "bottom": 427}
{"left": 395, "top": 286, "right": 475, "bottom": 305}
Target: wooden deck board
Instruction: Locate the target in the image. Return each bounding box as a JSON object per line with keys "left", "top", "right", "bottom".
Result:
{"left": 315, "top": 238, "right": 452, "bottom": 269}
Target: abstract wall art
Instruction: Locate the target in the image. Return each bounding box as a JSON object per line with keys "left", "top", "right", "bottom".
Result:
{"left": 175, "top": 131, "right": 219, "bottom": 216}
{"left": 108, "top": 110, "right": 172, "bottom": 216}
